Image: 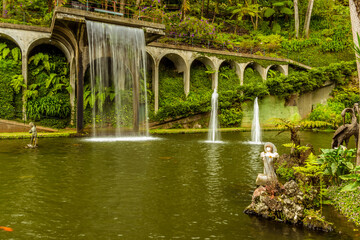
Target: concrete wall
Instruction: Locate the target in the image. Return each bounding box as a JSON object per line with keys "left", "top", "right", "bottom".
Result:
{"left": 242, "top": 96, "right": 299, "bottom": 128}
{"left": 242, "top": 83, "right": 335, "bottom": 127}
{"left": 298, "top": 83, "right": 335, "bottom": 118}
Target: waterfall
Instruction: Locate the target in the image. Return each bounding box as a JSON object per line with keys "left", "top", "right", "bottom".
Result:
{"left": 86, "top": 20, "right": 148, "bottom": 137}
{"left": 251, "top": 97, "right": 261, "bottom": 143}
{"left": 207, "top": 89, "right": 220, "bottom": 142}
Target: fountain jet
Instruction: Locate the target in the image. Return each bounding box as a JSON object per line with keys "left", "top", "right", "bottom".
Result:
{"left": 207, "top": 89, "right": 220, "bottom": 143}
{"left": 251, "top": 97, "right": 261, "bottom": 144}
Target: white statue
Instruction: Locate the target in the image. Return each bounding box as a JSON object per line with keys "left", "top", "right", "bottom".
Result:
{"left": 256, "top": 142, "right": 279, "bottom": 185}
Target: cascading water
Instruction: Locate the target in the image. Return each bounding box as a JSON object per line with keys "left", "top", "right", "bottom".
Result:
{"left": 86, "top": 20, "right": 149, "bottom": 138}
{"left": 207, "top": 89, "right": 220, "bottom": 142}
{"left": 251, "top": 97, "right": 261, "bottom": 143}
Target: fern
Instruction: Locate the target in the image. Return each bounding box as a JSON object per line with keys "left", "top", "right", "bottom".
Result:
{"left": 11, "top": 47, "right": 21, "bottom": 61}
{"left": 10, "top": 75, "right": 25, "bottom": 94}
{"left": 301, "top": 120, "right": 331, "bottom": 129}
{"left": 2, "top": 48, "right": 10, "bottom": 59}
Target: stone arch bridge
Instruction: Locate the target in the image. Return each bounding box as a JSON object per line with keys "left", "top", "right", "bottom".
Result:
{"left": 0, "top": 7, "right": 310, "bottom": 132}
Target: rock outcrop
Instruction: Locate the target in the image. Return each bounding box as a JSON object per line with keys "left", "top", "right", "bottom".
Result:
{"left": 244, "top": 180, "right": 333, "bottom": 231}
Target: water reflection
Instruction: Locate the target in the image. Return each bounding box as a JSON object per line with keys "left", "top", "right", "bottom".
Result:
{"left": 204, "top": 143, "right": 223, "bottom": 211}
{"left": 0, "top": 133, "right": 357, "bottom": 239}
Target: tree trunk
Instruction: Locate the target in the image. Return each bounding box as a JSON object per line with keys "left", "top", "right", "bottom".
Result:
{"left": 294, "top": 0, "right": 299, "bottom": 38}
{"left": 2, "top": 0, "right": 7, "bottom": 18}
{"left": 349, "top": 0, "right": 360, "bottom": 166}
{"left": 212, "top": 0, "right": 219, "bottom": 24}
{"left": 120, "top": 0, "right": 125, "bottom": 14}
{"left": 206, "top": 0, "right": 210, "bottom": 17}
{"left": 201, "top": 0, "right": 204, "bottom": 18}
{"left": 303, "top": 0, "right": 314, "bottom": 38}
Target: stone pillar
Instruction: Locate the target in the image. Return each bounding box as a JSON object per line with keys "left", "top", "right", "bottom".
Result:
{"left": 239, "top": 63, "right": 248, "bottom": 85}
{"left": 280, "top": 64, "right": 289, "bottom": 76}
{"left": 184, "top": 66, "right": 190, "bottom": 96}
{"left": 76, "top": 24, "right": 85, "bottom": 133}
{"left": 153, "top": 61, "right": 159, "bottom": 112}
{"left": 212, "top": 68, "right": 219, "bottom": 90}
{"left": 21, "top": 49, "right": 28, "bottom": 121}
{"left": 212, "top": 58, "right": 223, "bottom": 90}
{"left": 70, "top": 57, "right": 76, "bottom": 125}
{"left": 254, "top": 63, "right": 267, "bottom": 81}
{"left": 233, "top": 62, "right": 242, "bottom": 86}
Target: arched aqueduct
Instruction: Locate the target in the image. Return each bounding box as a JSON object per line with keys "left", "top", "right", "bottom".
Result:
{"left": 0, "top": 7, "right": 308, "bottom": 132}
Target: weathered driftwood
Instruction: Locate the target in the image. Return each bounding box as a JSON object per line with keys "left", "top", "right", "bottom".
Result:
{"left": 331, "top": 103, "right": 359, "bottom": 148}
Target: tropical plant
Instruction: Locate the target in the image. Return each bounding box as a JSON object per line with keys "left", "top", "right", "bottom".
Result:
{"left": 340, "top": 166, "right": 360, "bottom": 192}
{"left": 318, "top": 147, "right": 356, "bottom": 184}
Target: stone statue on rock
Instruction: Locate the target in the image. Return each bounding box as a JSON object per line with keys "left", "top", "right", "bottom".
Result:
{"left": 331, "top": 103, "right": 359, "bottom": 149}
{"left": 27, "top": 122, "right": 38, "bottom": 148}
{"left": 256, "top": 142, "right": 279, "bottom": 186}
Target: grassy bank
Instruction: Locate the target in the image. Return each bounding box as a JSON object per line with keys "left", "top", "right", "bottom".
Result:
{"left": 0, "top": 129, "right": 79, "bottom": 139}
{"left": 327, "top": 185, "right": 360, "bottom": 226}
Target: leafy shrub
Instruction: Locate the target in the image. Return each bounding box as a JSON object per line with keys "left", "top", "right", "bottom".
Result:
{"left": 26, "top": 95, "right": 71, "bottom": 121}
{"left": 0, "top": 42, "right": 22, "bottom": 120}
{"left": 239, "top": 82, "right": 269, "bottom": 100}
{"left": 39, "top": 118, "right": 69, "bottom": 129}
{"left": 281, "top": 38, "right": 321, "bottom": 52}
{"left": 266, "top": 61, "right": 356, "bottom": 97}
{"left": 318, "top": 148, "right": 356, "bottom": 184}
{"left": 275, "top": 162, "right": 295, "bottom": 181}
{"left": 218, "top": 65, "right": 240, "bottom": 91}
{"left": 309, "top": 102, "right": 344, "bottom": 128}
{"left": 218, "top": 107, "right": 242, "bottom": 126}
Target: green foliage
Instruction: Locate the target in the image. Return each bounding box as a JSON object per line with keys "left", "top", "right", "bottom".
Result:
{"left": 266, "top": 61, "right": 356, "bottom": 97}
{"left": 26, "top": 95, "right": 71, "bottom": 121}
{"left": 293, "top": 153, "right": 324, "bottom": 184}
{"left": 239, "top": 82, "right": 269, "bottom": 100}
{"left": 39, "top": 118, "right": 69, "bottom": 129}
{"left": 318, "top": 148, "right": 356, "bottom": 184}
{"left": 0, "top": 0, "right": 54, "bottom": 26}
{"left": 10, "top": 74, "right": 25, "bottom": 94}
{"left": 218, "top": 65, "right": 239, "bottom": 91}
{"left": 243, "top": 67, "right": 263, "bottom": 85}
{"left": 276, "top": 162, "right": 295, "bottom": 181}
{"left": 26, "top": 47, "right": 71, "bottom": 125}
{"left": 326, "top": 185, "right": 360, "bottom": 226}
{"left": 281, "top": 38, "right": 321, "bottom": 52}
{"left": 340, "top": 166, "right": 360, "bottom": 192}
{"left": 309, "top": 85, "right": 360, "bottom": 128}
{"left": 0, "top": 42, "right": 22, "bottom": 120}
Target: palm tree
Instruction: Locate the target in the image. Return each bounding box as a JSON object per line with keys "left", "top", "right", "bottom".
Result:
{"left": 228, "top": 2, "right": 260, "bottom": 33}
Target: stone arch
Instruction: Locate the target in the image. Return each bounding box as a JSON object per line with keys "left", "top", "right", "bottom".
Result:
{"left": 265, "top": 64, "right": 288, "bottom": 79}
{"left": 159, "top": 52, "right": 188, "bottom": 74}
{"left": 218, "top": 60, "right": 241, "bottom": 91}
{"left": 28, "top": 38, "right": 72, "bottom": 62}
{"left": 190, "top": 56, "right": 214, "bottom": 93}
{"left": 242, "top": 62, "right": 266, "bottom": 84}
{"left": 0, "top": 33, "right": 21, "bottom": 50}
{"left": 157, "top": 53, "right": 187, "bottom": 108}
{"left": 159, "top": 52, "right": 188, "bottom": 94}
{"left": 0, "top": 32, "right": 25, "bottom": 52}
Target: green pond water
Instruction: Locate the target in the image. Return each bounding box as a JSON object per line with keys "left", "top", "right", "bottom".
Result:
{"left": 0, "top": 131, "right": 358, "bottom": 240}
